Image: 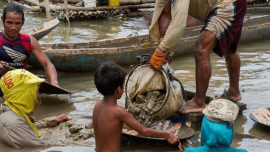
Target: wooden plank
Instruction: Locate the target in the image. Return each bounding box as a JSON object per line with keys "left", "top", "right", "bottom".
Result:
{"left": 123, "top": 119, "right": 194, "bottom": 140}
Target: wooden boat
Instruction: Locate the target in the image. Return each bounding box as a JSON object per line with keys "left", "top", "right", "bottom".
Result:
{"left": 0, "top": 18, "right": 59, "bottom": 40}
{"left": 249, "top": 107, "right": 270, "bottom": 127}
{"left": 143, "top": 5, "right": 270, "bottom": 23}
{"left": 28, "top": 15, "right": 270, "bottom": 72}
{"left": 246, "top": 4, "right": 270, "bottom": 15}
{"left": 122, "top": 119, "right": 199, "bottom": 150}
{"left": 21, "top": 18, "right": 60, "bottom": 40}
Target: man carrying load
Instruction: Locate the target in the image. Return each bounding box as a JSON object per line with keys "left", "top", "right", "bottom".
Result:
{"left": 149, "top": 0, "right": 246, "bottom": 113}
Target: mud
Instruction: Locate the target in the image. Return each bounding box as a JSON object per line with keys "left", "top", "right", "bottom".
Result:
{"left": 129, "top": 90, "right": 166, "bottom": 127}
{"left": 39, "top": 117, "right": 95, "bottom": 146}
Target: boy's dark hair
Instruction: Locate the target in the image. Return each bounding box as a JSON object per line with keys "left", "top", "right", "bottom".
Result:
{"left": 94, "top": 61, "right": 127, "bottom": 96}
{"left": 2, "top": 4, "right": 24, "bottom": 22}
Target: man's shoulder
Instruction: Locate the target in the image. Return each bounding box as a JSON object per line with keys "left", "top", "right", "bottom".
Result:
{"left": 18, "top": 33, "right": 31, "bottom": 41}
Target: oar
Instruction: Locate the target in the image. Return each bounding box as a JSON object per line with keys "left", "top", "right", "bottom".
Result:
{"left": 2, "top": 64, "right": 72, "bottom": 94}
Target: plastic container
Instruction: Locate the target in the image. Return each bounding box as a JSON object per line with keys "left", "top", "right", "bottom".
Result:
{"left": 109, "top": 0, "right": 120, "bottom": 7}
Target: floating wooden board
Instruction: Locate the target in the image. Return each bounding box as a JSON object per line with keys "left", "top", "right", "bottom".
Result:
{"left": 249, "top": 108, "right": 270, "bottom": 127}
{"left": 122, "top": 119, "right": 194, "bottom": 140}
{"left": 39, "top": 82, "right": 71, "bottom": 94}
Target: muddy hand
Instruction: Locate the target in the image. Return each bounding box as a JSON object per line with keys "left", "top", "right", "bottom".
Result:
{"left": 150, "top": 48, "right": 171, "bottom": 71}
{"left": 167, "top": 132, "right": 179, "bottom": 145}
{"left": 55, "top": 114, "right": 70, "bottom": 123}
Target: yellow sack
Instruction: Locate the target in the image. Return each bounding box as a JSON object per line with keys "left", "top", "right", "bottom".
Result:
{"left": 0, "top": 69, "right": 45, "bottom": 137}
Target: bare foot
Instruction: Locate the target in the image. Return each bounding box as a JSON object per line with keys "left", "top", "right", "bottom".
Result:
{"left": 180, "top": 99, "right": 205, "bottom": 114}
{"left": 215, "top": 89, "right": 242, "bottom": 102}
{"left": 55, "top": 114, "right": 70, "bottom": 123}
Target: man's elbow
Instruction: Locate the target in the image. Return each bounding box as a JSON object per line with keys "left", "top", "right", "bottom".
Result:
{"left": 42, "top": 61, "right": 54, "bottom": 69}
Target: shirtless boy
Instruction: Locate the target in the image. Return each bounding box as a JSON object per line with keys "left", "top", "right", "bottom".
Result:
{"left": 93, "top": 61, "right": 179, "bottom": 152}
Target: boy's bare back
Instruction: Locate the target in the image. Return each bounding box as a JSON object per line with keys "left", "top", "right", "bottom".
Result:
{"left": 93, "top": 61, "right": 179, "bottom": 152}
{"left": 93, "top": 100, "right": 125, "bottom": 152}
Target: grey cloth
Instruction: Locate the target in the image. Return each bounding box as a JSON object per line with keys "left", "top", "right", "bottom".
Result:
{"left": 0, "top": 97, "right": 4, "bottom": 114}
{"left": 1, "top": 103, "right": 11, "bottom": 113}
{"left": 0, "top": 108, "right": 44, "bottom": 148}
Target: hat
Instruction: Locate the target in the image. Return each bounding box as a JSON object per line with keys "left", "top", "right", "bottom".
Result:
{"left": 203, "top": 99, "right": 239, "bottom": 124}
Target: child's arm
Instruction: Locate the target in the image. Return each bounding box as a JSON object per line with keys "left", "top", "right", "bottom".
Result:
{"left": 117, "top": 106, "right": 179, "bottom": 144}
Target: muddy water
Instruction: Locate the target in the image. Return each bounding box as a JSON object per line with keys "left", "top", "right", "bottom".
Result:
{"left": 1, "top": 1, "right": 270, "bottom": 151}
{"left": 0, "top": 0, "right": 150, "bottom": 43}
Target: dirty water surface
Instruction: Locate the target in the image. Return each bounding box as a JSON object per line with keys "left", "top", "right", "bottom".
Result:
{"left": 1, "top": 1, "right": 270, "bottom": 152}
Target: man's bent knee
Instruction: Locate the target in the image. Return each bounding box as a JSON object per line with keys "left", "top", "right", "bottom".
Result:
{"left": 194, "top": 31, "right": 217, "bottom": 60}
{"left": 193, "top": 44, "right": 211, "bottom": 61}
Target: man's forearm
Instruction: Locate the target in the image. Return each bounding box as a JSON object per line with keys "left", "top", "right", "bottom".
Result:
{"left": 44, "top": 63, "right": 58, "bottom": 86}
{"left": 35, "top": 116, "right": 57, "bottom": 129}
{"left": 159, "top": 0, "right": 190, "bottom": 52}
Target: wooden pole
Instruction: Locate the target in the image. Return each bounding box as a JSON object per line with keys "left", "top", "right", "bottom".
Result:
{"left": 68, "top": 4, "right": 155, "bottom": 11}
{"left": 22, "top": 0, "right": 63, "bottom": 11}
{"left": 64, "top": 0, "right": 70, "bottom": 27}
{"left": 21, "top": 0, "right": 154, "bottom": 11}
{"left": 120, "top": 0, "right": 155, "bottom": 5}
{"left": 13, "top": 1, "right": 32, "bottom": 9}
{"left": 50, "top": 0, "right": 82, "bottom": 4}
{"left": 128, "top": 12, "right": 147, "bottom": 17}
{"left": 44, "top": 0, "right": 52, "bottom": 21}
{"left": 64, "top": 0, "right": 68, "bottom": 13}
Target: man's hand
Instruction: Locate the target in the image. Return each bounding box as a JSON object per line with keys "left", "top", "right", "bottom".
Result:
{"left": 50, "top": 81, "right": 59, "bottom": 87}
{"left": 0, "top": 61, "right": 9, "bottom": 75}
{"left": 167, "top": 132, "right": 179, "bottom": 145}
{"left": 55, "top": 114, "right": 70, "bottom": 123}
{"left": 150, "top": 48, "right": 172, "bottom": 71}
{"left": 167, "top": 54, "right": 173, "bottom": 64}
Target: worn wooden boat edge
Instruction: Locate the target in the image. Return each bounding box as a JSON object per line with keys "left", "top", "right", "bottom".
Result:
{"left": 249, "top": 108, "right": 270, "bottom": 127}
{"left": 39, "top": 15, "right": 270, "bottom": 49}
{"left": 21, "top": 18, "right": 60, "bottom": 40}
{"left": 28, "top": 18, "right": 270, "bottom": 71}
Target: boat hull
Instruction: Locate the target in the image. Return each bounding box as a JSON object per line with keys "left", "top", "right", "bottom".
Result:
{"left": 28, "top": 16, "right": 270, "bottom": 71}
{"left": 21, "top": 18, "right": 60, "bottom": 40}
{"left": 0, "top": 18, "right": 59, "bottom": 40}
